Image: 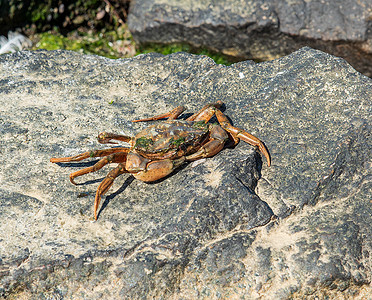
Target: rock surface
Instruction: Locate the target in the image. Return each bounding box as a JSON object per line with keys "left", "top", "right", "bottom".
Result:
{"left": 0, "top": 48, "right": 371, "bottom": 299}
{"left": 128, "top": 0, "right": 372, "bottom": 77}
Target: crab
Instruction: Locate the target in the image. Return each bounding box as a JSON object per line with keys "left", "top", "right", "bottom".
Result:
{"left": 51, "top": 101, "right": 271, "bottom": 220}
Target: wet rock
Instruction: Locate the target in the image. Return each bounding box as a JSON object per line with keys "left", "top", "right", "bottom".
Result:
{"left": 0, "top": 48, "right": 371, "bottom": 298}
{"left": 128, "top": 0, "right": 372, "bottom": 77}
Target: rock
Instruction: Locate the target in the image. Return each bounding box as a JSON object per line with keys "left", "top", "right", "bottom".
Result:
{"left": 0, "top": 48, "right": 371, "bottom": 299}
{"left": 128, "top": 0, "right": 372, "bottom": 77}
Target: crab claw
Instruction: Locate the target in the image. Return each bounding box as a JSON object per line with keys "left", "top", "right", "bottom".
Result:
{"left": 97, "top": 132, "right": 118, "bottom": 144}
{"left": 97, "top": 132, "right": 131, "bottom": 144}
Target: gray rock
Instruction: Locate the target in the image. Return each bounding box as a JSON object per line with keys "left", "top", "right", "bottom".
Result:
{"left": 0, "top": 48, "right": 371, "bottom": 299}
{"left": 128, "top": 0, "right": 372, "bottom": 77}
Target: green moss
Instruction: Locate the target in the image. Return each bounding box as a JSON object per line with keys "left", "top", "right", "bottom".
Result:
{"left": 33, "top": 27, "right": 132, "bottom": 58}
{"left": 138, "top": 43, "right": 233, "bottom": 65}
{"left": 36, "top": 32, "right": 65, "bottom": 50}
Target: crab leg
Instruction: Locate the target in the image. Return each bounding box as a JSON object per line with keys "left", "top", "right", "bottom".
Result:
{"left": 50, "top": 147, "right": 129, "bottom": 163}
{"left": 215, "top": 109, "right": 271, "bottom": 166}
{"left": 69, "top": 150, "right": 129, "bottom": 184}
{"left": 94, "top": 162, "right": 128, "bottom": 220}
{"left": 132, "top": 105, "right": 186, "bottom": 122}
{"left": 186, "top": 101, "right": 223, "bottom": 121}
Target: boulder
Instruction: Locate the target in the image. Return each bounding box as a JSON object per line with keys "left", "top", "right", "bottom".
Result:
{"left": 128, "top": 0, "right": 372, "bottom": 77}
{"left": 0, "top": 47, "right": 371, "bottom": 299}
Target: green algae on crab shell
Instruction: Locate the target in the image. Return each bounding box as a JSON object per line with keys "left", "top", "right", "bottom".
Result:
{"left": 170, "top": 137, "right": 186, "bottom": 146}
{"left": 134, "top": 137, "right": 154, "bottom": 149}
